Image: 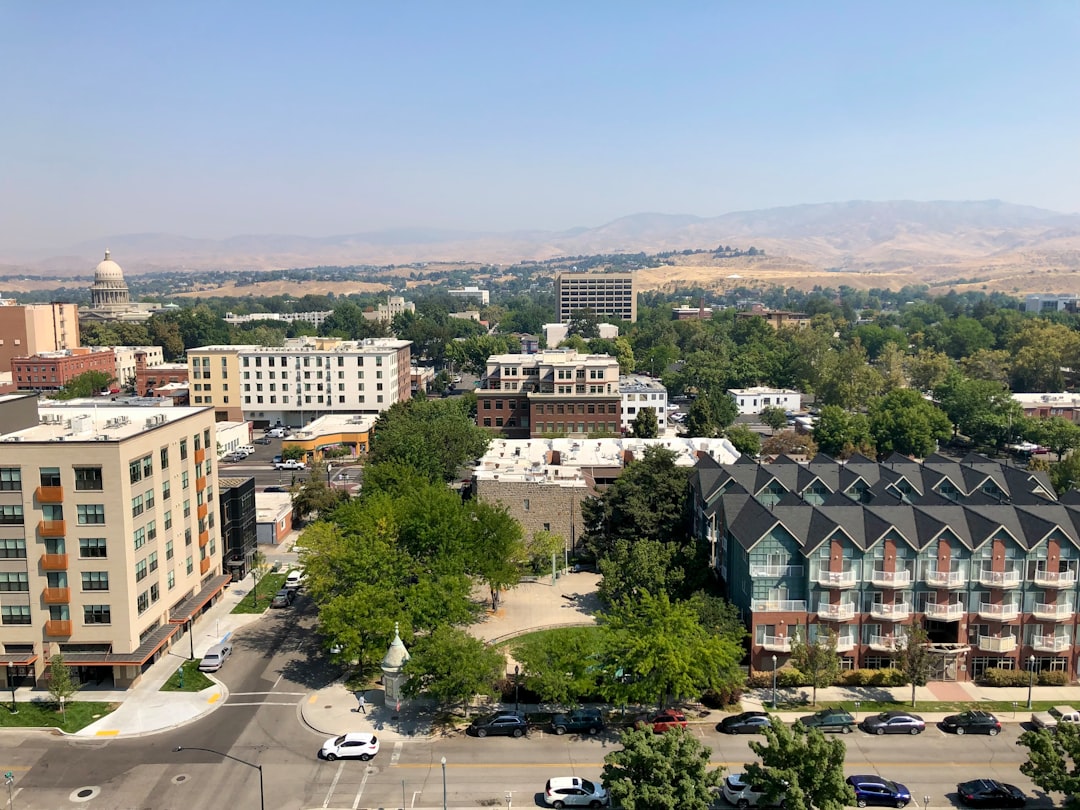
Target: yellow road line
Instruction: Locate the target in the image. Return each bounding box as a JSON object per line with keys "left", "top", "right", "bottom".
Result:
{"left": 94, "top": 730, "right": 120, "bottom": 737}
{"left": 0, "top": 766, "right": 30, "bottom": 773}
{"left": 207, "top": 693, "right": 222, "bottom": 705}
{"left": 308, "top": 694, "right": 319, "bottom": 704}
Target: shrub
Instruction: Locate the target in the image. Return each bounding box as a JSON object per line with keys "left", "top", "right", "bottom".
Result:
{"left": 838, "top": 669, "right": 873, "bottom": 686}
{"left": 747, "top": 672, "right": 771, "bottom": 689}
{"left": 1038, "top": 670, "right": 1071, "bottom": 686}
{"left": 869, "top": 668, "right": 906, "bottom": 687}
{"left": 701, "top": 685, "right": 744, "bottom": 709}
{"left": 979, "top": 667, "right": 1030, "bottom": 688}
{"left": 747, "top": 668, "right": 806, "bottom": 689}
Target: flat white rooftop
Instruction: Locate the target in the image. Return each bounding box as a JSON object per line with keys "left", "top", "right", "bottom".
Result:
{"left": 288, "top": 413, "right": 375, "bottom": 439}
{"left": 1, "top": 405, "right": 211, "bottom": 443}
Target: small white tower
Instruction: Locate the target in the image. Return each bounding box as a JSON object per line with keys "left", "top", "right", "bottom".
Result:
{"left": 380, "top": 623, "right": 411, "bottom": 704}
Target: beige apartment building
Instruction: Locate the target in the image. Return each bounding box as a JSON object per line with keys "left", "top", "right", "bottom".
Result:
{"left": 188, "top": 345, "right": 244, "bottom": 422}
{"left": 0, "top": 300, "right": 80, "bottom": 371}
{"left": 555, "top": 272, "right": 636, "bottom": 323}
{"left": 0, "top": 394, "right": 227, "bottom": 689}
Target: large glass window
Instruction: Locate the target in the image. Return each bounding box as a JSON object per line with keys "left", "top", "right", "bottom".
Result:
{"left": 39, "top": 467, "right": 61, "bottom": 487}
{"left": 160, "top": 447, "right": 169, "bottom": 470}
{"left": 79, "top": 538, "right": 107, "bottom": 558}
{"left": 77, "top": 504, "right": 105, "bottom": 525}
{"left": 0, "top": 468, "right": 21, "bottom": 491}
{"left": 135, "top": 560, "right": 148, "bottom": 582}
{"left": 82, "top": 571, "right": 109, "bottom": 591}
{"left": 1, "top": 605, "right": 31, "bottom": 625}
{"left": 74, "top": 467, "right": 103, "bottom": 491}
{"left": 0, "top": 505, "right": 24, "bottom": 525}
{"left": 0, "top": 573, "right": 29, "bottom": 592}
{"left": 129, "top": 458, "right": 142, "bottom": 484}
{"left": 83, "top": 605, "right": 111, "bottom": 625}
{"left": 0, "top": 539, "right": 26, "bottom": 558}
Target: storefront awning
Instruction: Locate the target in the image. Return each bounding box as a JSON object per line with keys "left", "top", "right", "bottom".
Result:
{"left": 0, "top": 653, "right": 39, "bottom": 666}
{"left": 61, "top": 623, "right": 179, "bottom": 666}
{"left": 168, "top": 574, "right": 232, "bottom": 624}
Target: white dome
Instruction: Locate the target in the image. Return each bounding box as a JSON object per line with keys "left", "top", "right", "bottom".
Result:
{"left": 94, "top": 250, "right": 125, "bottom": 283}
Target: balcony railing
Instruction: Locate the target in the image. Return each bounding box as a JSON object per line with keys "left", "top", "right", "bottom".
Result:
{"left": 749, "top": 565, "right": 804, "bottom": 578}
{"left": 925, "top": 569, "right": 966, "bottom": 588}
{"left": 42, "top": 587, "right": 70, "bottom": 604}
{"left": 835, "top": 635, "right": 856, "bottom": 652}
{"left": 38, "top": 520, "right": 66, "bottom": 537}
{"left": 44, "top": 620, "right": 72, "bottom": 636}
{"left": 199, "top": 557, "right": 211, "bottom": 575}
{"left": 751, "top": 599, "right": 808, "bottom": 613}
{"left": 197, "top": 503, "right": 208, "bottom": 520}
{"left": 198, "top": 530, "right": 210, "bottom": 548}
{"left": 195, "top": 476, "right": 207, "bottom": 491}
{"left": 816, "top": 570, "right": 857, "bottom": 588}
{"left": 35, "top": 486, "right": 63, "bottom": 503}
{"left": 978, "top": 601, "right": 1020, "bottom": 621}
{"left": 817, "top": 602, "right": 856, "bottom": 621}
{"left": 870, "top": 569, "right": 912, "bottom": 588}
{"left": 760, "top": 635, "right": 792, "bottom": 652}
{"left": 924, "top": 602, "right": 964, "bottom": 621}
{"left": 870, "top": 602, "right": 912, "bottom": 621}
{"left": 978, "top": 569, "right": 1021, "bottom": 588}
{"left": 869, "top": 634, "right": 901, "bottom": 651}
{"left": 40, "top": 553, "right": 68, "bottom": 571}
{"left": 1033, "top": 634, "right": 1072, "bottom": 653}
{"left": 194, "top": 448, "right": 206, "bottom": 464}
{"left": 977, "top": 635, "right": 1017, "bottom": 653}
{"left": 1033, "top": 569, "right": 1078, "bottom": 588}
{"left": 1032, "top": 602, "right": 1073, "bottom": 621}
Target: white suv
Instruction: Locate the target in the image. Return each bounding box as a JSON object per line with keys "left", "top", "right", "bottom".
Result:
{"left": 721, "top": 773, "right": 786, "bottom": 808}
{"left": 544, "top": 777, "right": 608, "bottom": 808}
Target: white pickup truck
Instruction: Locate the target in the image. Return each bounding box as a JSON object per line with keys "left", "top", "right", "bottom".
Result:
{"left": 273, "top": 460, "right": 307, "bottom": 471}
{"left": 1031, "top": 704, "right": 1080, "bottom": 730}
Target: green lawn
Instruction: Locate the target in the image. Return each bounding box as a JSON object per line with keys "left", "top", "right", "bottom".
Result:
{"left": 494, "top": 625, "right": 600, "bottom": 650}
{"left": 0, "top": 700, "right": 116, "bottom": 732}
{"left": 231, "top": 572, "right": 288, "bottom": 613}
{"left": 766, "top": 698, "right": 1065, "bottom": 714}
{"left": 160, "top": 659, "right": 214, "bottom": 692}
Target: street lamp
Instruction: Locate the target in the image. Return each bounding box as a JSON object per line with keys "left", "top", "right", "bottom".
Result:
{"left": 514, "top": 664, "right": 520, "bottom": 714}
{"left": 771, "top": 654, "right": 778, "bottom": 709}
{"left": 326, "top": 463, "right": 333, "bottom": 487}
{"left": 174, "top": 745, "right": 264, "bottom": 810}
{"left": 187, "top": 618, "right": 195, "bottom": 661}
{"left": 5, "top": 770, "right": 14, "bottom": 809}
{"left": 441, "top": 757, "right": 447, "bottom": 810}
{"left": 5, "top": 664, "right": 16, "bottom": 715}
{"left": 1027, "top": 654, "right": 1036, "bottom": 709}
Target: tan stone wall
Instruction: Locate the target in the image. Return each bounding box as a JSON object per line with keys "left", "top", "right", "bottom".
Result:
{"left": 474, "top": 478, "right": 589, "bottom": 554}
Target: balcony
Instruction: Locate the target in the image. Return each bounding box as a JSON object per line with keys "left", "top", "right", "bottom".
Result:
{"left": 35, "top": 486, "right": 63, "bottom": 503}
{"left": 835, "top": 635, "right": 856, "bottom": 653}
{"left": 198, "top": 530, "right": 209, "bottom": 548}
{"left": 194, "top": 448, "right": 206, "bottom": 464}
{"left": 1033, "top": 634, "right": 1072, "bottom": 653}
{"left": 195, "top": 476, "right": 207, "bottom": 491}
{"left": 978, "top": 601, "right": 1020, "bottom": 621}
{"left": 925, "top": 569, "right": 966, "bottom": 588}
{"left": 751, "top": 599, "right": 808, "bottom": 613}
{"left": 924, "top": 602, "right": 964, "bottom": 621}
{"left": 749, "top": 564, "right": 804, "bottom": 578}
{"left": 1032, "top": 602, "right": 1074, "bottom": 621}
{"left": 978, "top": 569, "right": 1021, "bottom": 589}
{"left": 197, "top": 503, "right": 208, "bottom": 520}
{"left": 761, "top": 635, "right": 792, "bottom": 652}
{"left": 817, "top": 602, "right": 856, "bottom": 621}
{"left": 870, "top": 569, "right": 911, "bottom": 588}
{"left": 38, "top": 520, "right": 66, "bottom": 538}
{"left": 816, "top": 570, "right": 857, "bottom": 588}
{"left": 1033, "top": 569, "right": 1078, "bottom": 588}
{"left": 44, "top": 620, "right": 72, "bottom": 636}
{"left": 870, "top": 602, "right": 912, "bottom": 621}
{"left": 869, "top": 634, "right": 901, "bottom": 652}
{"left": 977, "top": 635, "right": 1017, "bottom": 653}
{"left": 40, "top": 553, "right": 68, "bottom": 571}
{"left": 42, "top": 587, "right": 70, "bottom": 604}
{"left": 199, "top": 557, "right": 211, "bottom": 575}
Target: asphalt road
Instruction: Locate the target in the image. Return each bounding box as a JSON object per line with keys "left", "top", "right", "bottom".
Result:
{"left": 218, "top": 434, "right": 363, "bottom": 492}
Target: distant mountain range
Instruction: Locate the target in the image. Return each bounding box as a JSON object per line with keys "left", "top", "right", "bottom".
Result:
{"left": 5, "top": 199, "right": 1080, "bottom": 276}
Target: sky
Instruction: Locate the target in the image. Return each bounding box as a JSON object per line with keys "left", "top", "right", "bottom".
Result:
{"left": 2, "top": 1, "right": 1079, "bottom": 252}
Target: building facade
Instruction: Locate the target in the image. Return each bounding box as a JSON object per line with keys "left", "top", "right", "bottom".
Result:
{"left": 1013, "top": 393, "right": 1080, "bottom": 423}
{"left": 218, "top": 477, "right": 256, "bottom": 581}
{"left": 736, "top": 305, "right": 811, "bottom": 330}
{"left": 80, "top": 251, "right": 160, "bottom": 323}
{"left": 362, "top": 296, "right": 415, "bottom": 323}
{"left": 1024, "top": 294, "right": 1080, "bottom": 314}
{"left": 691, "top": 451, "right": 1080, "bottom": 682}
{"left": 224, "top": 310, "right": 333, "bottom": 327}
{"left": 12, "top": 348, "right": 116, "bottom": 392}
{"left": 92, "top": 346, "right": 164, "bottom": 390}
{"left": 619, "top": 376, "right": 668, "bottom": 434}
{"left": 729, "top": 387, "right": 802, "bottom": 416}
{"left": 0, "top": 394, "right": 228, "bottom": 689}
{"left": 187, "top": 345, "right": 245, "bottom": 422}
{"left": 555, "top": 272, "right": 636, "bottom": 323}
{"left": 448, "top": 287, "right": 490, "bottom": 306}
{"left": 0, "top": 300, "right": 80, "bottom": 371}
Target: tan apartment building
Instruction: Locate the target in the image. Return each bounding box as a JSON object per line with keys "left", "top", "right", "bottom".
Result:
{"left": 0, "top": 394, "right": 227, "bottom": 689}
{"left": 555, "top": 272, "right": 636, "bottom": 323}
{"left": 0, "top": 300, "right": 80, "bottom": 370}
{"left": 187, "top": 345, "right": 244, "bottom": 422}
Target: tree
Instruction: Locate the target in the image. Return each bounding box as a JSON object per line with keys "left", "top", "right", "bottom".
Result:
{"left": 724, "top": 423, "right": 761, "bottom": 457}
{"left": 463, "top": 499, "right": 525, "bottom": 601}
{"left": 53, "top": 370, "right": 116, "bottom": 400}
{"left": 1017, "top": 722, "right": 1080, "bottom": 810}
{"left": 602, "top": 727, "right": 722, "bottom": 810}
{"left": 759, "top": 406, "right": 788, "bottom": 432}
{"left": 290, "top": 462, "right": 350, "bottom": 523}
{"left": 812, "top": 406, "right": 872, "bottom": 458}
{"left": 788, "top": 627, "right": 841, "bottom": 706}
{"left": 1031, "top": 417, "right": 1080, "bottom": 459}
{"left": 682, "top": 392, "right": 738, "bottom": 437}
{"left": 249, "top": 549, "right": 269, "bottom": 607}
{"left": 933, "top": 371, "right": 1022, "bottom": 446}
{"left": 761, "top": 430, "right": 818, "bottom": 458}
{"left": 597, "top": 537, "right": 690, "bottom": 605}
{"left": 47, "top": 652, "right": 79, "bottom": 721}
{"left": 745, "top": 722, "right": 855, "bottom": 810}
{"left": 568, "top": 309, "right": 601, "bottom": 339}
{"left": 631, "top": 407, "right": 659, "bottom": 438}
{"left": 524, "top": 529, "right": 564, "bottom": 575}
{"left": 369, "top": 397, "right": 490, "bottom": 483}
{"left": 513, "top": 627, "right": 603, "bottom": 707}
{"left": 816, "top": 341, "right": 882, "bottom": 408}
{"left": 904, "top": 348, "right": 954, "bottom": 393}
{"left": 401, "top": 625, "right": 505, "bottom": 716}
{"left": 893, "top": 624, "right": 932, "bottom": 708}
{"left": 868, "top": 389, "right": 952, "bottom": 458}
{"left": 1050, "top": 453, "right": 1080, "bottom": 495}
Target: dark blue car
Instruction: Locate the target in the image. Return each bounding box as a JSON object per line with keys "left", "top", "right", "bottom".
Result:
{"left": 846, "top": 775, "right": 910, "bottom": 808}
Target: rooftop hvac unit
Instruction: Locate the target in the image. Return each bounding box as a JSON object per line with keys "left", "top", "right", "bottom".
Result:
{"left": 95, "top": 435, "right": 109, "bottom": 441}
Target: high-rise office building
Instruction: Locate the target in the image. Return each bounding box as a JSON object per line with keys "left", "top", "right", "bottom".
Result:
{"left": 555, "top": 272, "right": 636, "bottom": 323}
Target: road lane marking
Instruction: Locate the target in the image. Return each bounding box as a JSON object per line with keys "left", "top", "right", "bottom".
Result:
{"left": 220, "top": 701, "right": 299, "bottom": 707}
{"left": 390, "top": 741, "right": 402, "bottom": 766}
{"left": 94, "top": 730, "right": 119, "bottom": 737}
{"left": 309, "top": 694, "right": 319, "bottom": 704}
{"left": 230, "top": 691, "right": 306, "bottom": 696}
{"left": 273, "top": 673, "right": 284, "bottom": 689}
{"left": 207, "top": 693, "right": 222, "bottom": 704}
{"left": 322, "top": 761, "right": 345, "bottom": 808}
{"left": 351, "top": 766, "right": 372, "bottom": 809}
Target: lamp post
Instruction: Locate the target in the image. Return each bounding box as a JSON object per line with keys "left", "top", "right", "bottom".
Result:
{"left": 326, "top": 464, "right": 333, "bottom": 488}
{"left": 5, "top": 665, "right": 16, "bottom": 715}
{"left": 514, "top": 664, "right": 520, "bottom": 714}
{"left": 441, "top": 757, "right": 447, "bottom": 810}
{"left": 187, "top": 618, "right": 195, "bottom": 661}
{"left": 5, "top": 770, "right": 14, "bottom": 809}
{"left": 771, "top": 654, "right": 778, "bottom": 709}
{"left": 1027, "top": 654, "right": 1036, "bottom": 709}
{"left": 174, "top": 745, "right": 264, "bottom": 810}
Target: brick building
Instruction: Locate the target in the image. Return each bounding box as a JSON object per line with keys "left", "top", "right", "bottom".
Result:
{"left": 12, "top": 348, "right": 116, "bottom": 392}
{"left": 134, "top": 351, "right": 189, "bottom": 397}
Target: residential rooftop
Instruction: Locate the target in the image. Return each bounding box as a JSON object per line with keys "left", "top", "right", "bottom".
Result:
{"left": 0, "top": 405, "right": 212, "bottom": 443}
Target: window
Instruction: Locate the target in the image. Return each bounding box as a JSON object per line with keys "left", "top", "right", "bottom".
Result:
{"left": 131, "top": 494, "right": 144, "bottom": 518}
{"left": 166, "top": 540, "right": 174, "bottom": 560}
{"left": 0, "top": 468, "right": 21, "bottom": 491}
{"left": 135, "top": 559, "right": 148, "bottom": 582}
{"left": 183, "top": 499, "right": 191, "bottom": 518}
{"left": 133, "top": 527, "right": 146, "bottom": 551}
{"left": 186, "top": 556, "right": 193, "bottom": 575}
{"left": 164, "top": 510, "right": 172, "bottom": 531}
{"left": 162, "top": 480, "right": 171, "bottom": 500}
{"left": 185, "top": 528, "right": 192, "bottom": 546}
{"left": 147, "top": 520, "right": 157, "bottom": 541}
{"left": 150, "top": 583, "right": 160, "bottom": 603}
{"left": 74, "top": 466, "right": 103, "bottom": 491}
{"left": 145, "top": 488, "right": 155, "bottom": 511}
{"left": 137, "top": 591, "right": 149, "bottom": 614}
{"left": 180, "top": 439, "right": 188, "bottom": 460}
{"left": 142, "top": 455, "right": 153, "bottom": 478}
{"left": 0, "top": 572, "right": 29, "bottom": 592}
{"left": 0, "top": 505, "right": 24, "bottom": 525}
{"left": 0, "top": 539, "right": 24, "bottom": 558}
{"left": 79, "top": 538, "right": 107, "bottom": 558}
{"left": 160, "top": 447, "right": 169, "bottom": 469}
{"left": 76, "top": 504, "right": 105, "bottom": 525}
{"left": 182, "top": 472, "right": 189, "bottom": 490}
{"left": 84, "top": 605, "right": 111, "bottom": 624}
{"left": 167, "top": 570, "right": 176, "bottom": 590}
{"left": 129, "top": 458, "right": 143, "bottom": 484}
{"left": 1, "top": 605, "right": 30, "bottom": 625}
{"left": 39, "top": 467, "right": 61, "bottom": 487}
{"left": 149, "top": 551, "right": 159, "bottom": 573}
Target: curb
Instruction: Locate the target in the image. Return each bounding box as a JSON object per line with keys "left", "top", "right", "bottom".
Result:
{"left": 71, "top": 680, "right": 232, "bottom": 739}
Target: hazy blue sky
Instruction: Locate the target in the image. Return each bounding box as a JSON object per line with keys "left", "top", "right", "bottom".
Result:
{"left": 2, "top": 1, "right": 1078, "bottom": 251}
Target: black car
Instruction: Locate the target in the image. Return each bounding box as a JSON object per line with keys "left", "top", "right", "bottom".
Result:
{"left": 956, "top": 779, "right": 1026, "bottom": 808}
{"left": 859, "top": 711, "right": 925, "bottom": 735}
{"left": 797, "top": 708, "right": 855, "bottom": 733}
{"left": 468, "top": 711, "right": 528, "bottom": 738}
{"left": 263, "top": 486, "right": 289, "bottom": 493}
{"left": 717, "top": 711, "right": 771, "bottom": 734}
{"left": 550, "top": 708, "right": 604, "bottom": 735}
{"left": 941, "top": 710, "right": 1001, "bottom": 736}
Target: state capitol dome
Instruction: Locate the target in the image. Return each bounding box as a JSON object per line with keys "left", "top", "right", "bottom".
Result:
{"left": 89, "top": 249, "right": 131, "bottom": 306}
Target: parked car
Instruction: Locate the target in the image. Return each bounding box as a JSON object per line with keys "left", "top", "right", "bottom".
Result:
{"left": 797, "top": 708, "right": 855, "bottom": 733}
{"left": 223, "top": 452, "right": 246, "bottom": 463}
{"left": 198, "top": 642, "right": 233, "bottom": 672}
{"left": 255, "top": 436, "right": 273, "bottom": 445}
{"left": 318, "top": 732, "right": 379, "bottom": 762}
{"left": 543, "top": 776, "right": 608, "bottom": 808}
{"left": 266, "top": 427, "right": 286, "bottom": 438}
{"left": 274, "top": 460, "right": 307, "bottom": 470}
{"left": 941, "top": 710, "right": 1001, "bottom": 736}
{"left": 956, "top": 779, "right": 1026, "bottom": 808}
{"left": 237, "top": 445, "right": 255, "bottom": 456}
{"left": 845, "top": 775, "right": 911, "bottom": 808}
{"left": 270, "top": 588, "right": 294, "bottom": 608}
{"left": 272, "top": 454, "right": 283, "bottom": 464}
{"left": 721, "top": 773, "right": 787, "bottom": 808}
{"left": 263, "top": 485, "right": 289, "bottom": 493}
{"left": 285, "top": 569, "right": 305, "bottom": 590}
{"left": 550, "top": 708, "right": 604, "bottom": 735}
{"left": 468, "top": 711, "right": 528, "bottom": 738}
{"left": 859, "top": 711, "right": 925, "bottom": 735}
{"left": 718, "top": 711, "right": 771, "bottom": 735}
{"left": 636, "top": 709, "right": 688, "bottom": 733}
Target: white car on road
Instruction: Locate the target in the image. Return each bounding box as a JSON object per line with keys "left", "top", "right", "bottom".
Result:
{"left": 318, "top": 732, "right": 379, "bottom": 761}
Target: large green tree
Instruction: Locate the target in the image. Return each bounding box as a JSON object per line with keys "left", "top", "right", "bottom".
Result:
{"left": 1017, "top": 723, "right": 1080, "bottom": 810}
{"left": 933, "top": 371, "right": 1022, "bottom": 447}
{"left": 724, "top": 423, "right": 761, "bottom": 457}
{"left": 369, "top": 397, "right": 490, "bottom": 482}
{"left": 789, "top": 626, "right": 841, "bottom": 706}
{"left": 1030, "top": 417, "right": 1080, "bottom": 460}
{"left": 53, "top": 370, "right": 116, "bottom": 400}
{"left": 893, "top": 624, "right": 932, "bottom": 708}
{"left": 631, "top": 407, "right": 659, "bottom": 438}
{"left": 603, "top": 727, "right": 721, "bottom": 810}
{"left": 681, "top": 391, "right": 738, "bottom": 437}
{"left": 868, "top": 389, "right": 952, "bottom": 458}
{"left": 400, "top": 625, "right": 506, "bottom": 716}
{"left": 812, "top": 406, "right": 873, "bottom": 459}
{"left": 745, "top": 722, "right": 855, "bottom": 810}
{"left": 513, "top": 627, "right": 603, "bottom": 707}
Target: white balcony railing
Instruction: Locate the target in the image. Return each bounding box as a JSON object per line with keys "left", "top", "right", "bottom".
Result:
{"left": 978, "top": 601, "right": 1020, "bottom": 621}
{"left": 978, "top": 635, "right": 1018, "bottom": 653}
{"left": 750, "top": 565, "right": 804, "bottom": 578}
{"left": 869, "top": 634, "right": 901, "bottom": 651}
{"left": 978, "top": 569, "right": 1021, "bottom": 588}
{"left": 751, "top": 599, "right": 808, "bottom": 613}
{"left": 1032, "top": 602, "right": 1074, "bottom": 621}
{"left": 760, "top": 635, "right": 792, "bottom": 652}
{"left": 925, "top": 569, "right": 966, "bottom": 588}
{"left": 817, "top": 601, "right": 855, "bottom": 621}
{"left": 1033, "top": 635, "right": 1072, "bottom": 653}
{"left": 870, "top": 602, "right": 912, "bottom": 621}
{"left": 1033, "top": 569, "right": 1078, "bottom": 588}
{"left": 870, "top": 569, "right": 912, "bottom": 587}
{"left": 816, "top": 570, "right": 858, "bottom": 588}
{"left": 924, "top": 602, "right": 964, "bottom": 621}
{"left": 835, "top": 635, "right": 856, "bottom": 652}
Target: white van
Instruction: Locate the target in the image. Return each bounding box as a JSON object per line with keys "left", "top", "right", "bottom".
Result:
{"left": 198, "top": 642, "right": 233, "bottom": 672}
{"left": 266, "top": 428, "right": 286, "bottom": 438}
{"left": 237, "top": 445, "right": 255, "bottom": 456}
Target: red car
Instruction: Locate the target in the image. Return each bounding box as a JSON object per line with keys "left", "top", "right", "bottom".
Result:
{"left": 636, "top": 709, "right": 688, "bottom": 733}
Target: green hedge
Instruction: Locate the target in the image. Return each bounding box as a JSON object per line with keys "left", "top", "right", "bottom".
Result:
{"left": 1038, "top": 670, "right": 1071, "bottom": 686}
{"left": 979, "top": 667, "right": 1030, "bottom": 687}
{"left": 748, "top": 668, "right": 807, "bottom": 688}
{"left": 838, "top": 668, "right": 907, "bottom": 687}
